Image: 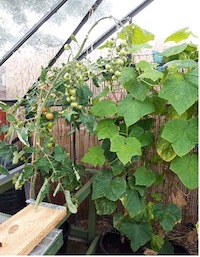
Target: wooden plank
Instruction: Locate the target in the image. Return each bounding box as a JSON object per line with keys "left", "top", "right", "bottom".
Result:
{"left": 0, "top": 202, "right": 66, "bottom": 255}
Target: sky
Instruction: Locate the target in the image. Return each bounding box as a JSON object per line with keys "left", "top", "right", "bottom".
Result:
{"left": 111, "top": 0, "right": 199, "bottom": 42}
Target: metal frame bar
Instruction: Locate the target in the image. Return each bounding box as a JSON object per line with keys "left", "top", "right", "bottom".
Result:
{"left": 78, "top": 0, "right": 155, "bottom": 60}
{"left": 47, "top": 0, "right": 104, "bottom": 68}
{"left": 0, "top": 0, "right": 69, "bottom": 66}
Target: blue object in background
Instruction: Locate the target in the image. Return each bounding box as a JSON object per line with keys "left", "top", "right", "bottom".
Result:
{"left": 153, "top": 50, "right": 163, "bottom": 63}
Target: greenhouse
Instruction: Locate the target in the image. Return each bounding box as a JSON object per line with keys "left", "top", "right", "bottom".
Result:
{"left": 0, "top": 0, "right": 198, "bottom": 255}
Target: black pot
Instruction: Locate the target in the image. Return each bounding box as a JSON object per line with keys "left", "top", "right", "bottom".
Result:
{"left": 99, "top": 232, "right": 190, "bottom": 255}
{"left": 56, "top": 220, "right": 71, "bottom": 255}
{"left": 99, "top": 232, "right": 134, "bottom": 255}
{"left": 0, "top": 187, "right": 26, "bottom": 215}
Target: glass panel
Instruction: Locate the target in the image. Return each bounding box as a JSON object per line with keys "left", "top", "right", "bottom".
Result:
{"left": 0, "top": 0, "right": 100, "bottom": 100}
{"left": 74, "top": 0, "right": 145, "bottom": 52}
{"left": 0, "top": 0, "right": 62, "bottom": 59}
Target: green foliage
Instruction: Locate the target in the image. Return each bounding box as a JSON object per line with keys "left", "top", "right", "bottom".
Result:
{"left": 110, "top": 135, "right": 142, "bottom": 165}
{"left": 117, "top": 95, "right": 155, "bottom": 126}
{"left": 153, "top": 203, "right": 181, "bottom": 232}
{"left": 95, "top": 119, "right": 119, "bottom": 139}
{"left": 0, "top": 165, "right": 9, "bottom": 175}
{"left": 113, "top": 212, "right": 153, "bottom": 252}
{"left": 90, "top": 99, "right": 117, "bottom": 117}
{"left": 1, "top": 18, "right": 198, "bottom": 254}
{"left": 94, "top": 198, "right": 117, "bottom": 215}
{"left": 161, "top": 118, "right": 198, "bottom": 156}
{"left": 164, "top": 27, "right": 195, "bottom": 43}
{"left": 120, "top": 188, "right": 146, "bottom": 217}
{"left": 159, "top": 70, "right": 198, "bottom": 115}
{"left": 134, "top": 166, "right": 156, "bottom": 187}
{"left": 120, "top": 67, "right": 150, "bottom": 101}
{"left": 92, "top": 170, "right": 126, "bottom": 201}
{"left": 81, "top": 146, "right": 105, "bottom": 167}
{"left": 170, "top": 154, "right": 198, "bottom": 190}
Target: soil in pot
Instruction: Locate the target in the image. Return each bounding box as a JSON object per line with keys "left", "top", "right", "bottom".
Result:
{"left": 98, "top": 232, "right": 190, "bottom": 255}
{"left": 99, "top": 232, "right": 135, "bottom": 255}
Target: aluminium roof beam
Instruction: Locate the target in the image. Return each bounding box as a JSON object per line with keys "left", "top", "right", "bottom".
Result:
{"left": 78, "top": 0, "right": 155, "bottom": 60}
{"left": 0, "top": 0, "right": 69, "bottom": 66}
{"left": 47, "top": 0, "right": 104, "bottom": 68}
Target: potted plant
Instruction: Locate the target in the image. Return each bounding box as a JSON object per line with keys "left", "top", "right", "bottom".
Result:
{"left": 80, "top": 25, "right": 198, "bottom": 254}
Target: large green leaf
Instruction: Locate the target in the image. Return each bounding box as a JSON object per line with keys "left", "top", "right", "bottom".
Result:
{"left": 117, "top": 95, "right": 155, "bottom": 127}
{"left": 118, "top": 24, "right": 154, "bottom": 44}
{"left": 134, "top": 166, "right": 156, "bottom": 187}
{"left": 170, "top": 154, "right": 198, "bottom": 190}
{"left": 159, "top": 71, "right": 198, "bottom": 115}
{"left": 90, "top": 100, "right": 117, "bottom": 117}
{"left": 95, "top": 119, "right": 119, "bottom": 139}
{"left": 138, "top": 69, "right": 163, "bottom": 82}
{"left": 94, "top": 198, "right": 117, "bottom": 215}
{"left": 92, "top": 170, "right": 126, "bottom": 201}
{"left": 119, "top": 67, "right": 150, "bottom": 101}
{"left": 164, "top": 27, "right": 194, "bottom": 43}
{"left": 136, "top": 60, "right": 163, "bottom": 82}
{"left": 163, "top": 60, "right": 198, "bottom": 69}
{"left": 120, "top": 188, "right": 145, "bottom": 217}
{"left": 114, "top": 213, "right": 153, "bottom": 252}
{"left": 161, "top": 118, "right": 198, "bottom": 156}
{"left": 129, "top": 126, "right": 154, "bottom": 147}
{"left": 157, "top": 137, "right": 177, "bottom": 162}
{"left": 110, "top": 135, "right": 142, "bottom": 165}
{"left": 153, "top": 203, "right": 181, "bottom": 232}
{"left": 81, "top": 146, "right": 105, "bottom": 167}
{"left": 161, "top": 43, "right": 188, "bottom": 57}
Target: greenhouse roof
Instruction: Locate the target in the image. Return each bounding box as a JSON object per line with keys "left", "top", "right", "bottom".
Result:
{"left": 0, "top": 0, "right": 154, "bottom": 66}
{"left": 0, "top": 0, "right": 198, "bottom": 102}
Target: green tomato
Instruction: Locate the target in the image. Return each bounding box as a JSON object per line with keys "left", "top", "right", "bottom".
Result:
{"left": 70, "top": 96, "right": 76, "bottom": 101}
{"left": 121, "top": 41, "right": 128, "bottom": 47}
{"left": 47, "top": 122, "right": 54, "bottom": 129}
{"left": 119, "top": 49, "right": 127, "bottom": 57}
{"left": 77, "top": 105, "right": 83, "bottom": 110}
{"left": 114, "top": 71, "right": 121, "bottom": 77}
{"left": 116, "top": 58, "right": 124, "bottom": 66}
{"left": 49, "top": 137, "right": 54, "bottom": 142}
{"left": 71, "top": 102, "right": 78, "bottom": 108}
{"left": 69, "top": 89, "right": 76, "bottom": 96}
{"left": 112, "top": 75, "right": 117, "bottom": 80}
{"left": 47, "top": 142, "right": 53, "bottom": 148}
{"left": 105, "top": 64, "right": 112, "bottom": 70}
{"left": 66, "top": 97, "right": 71, "bottom": 102}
